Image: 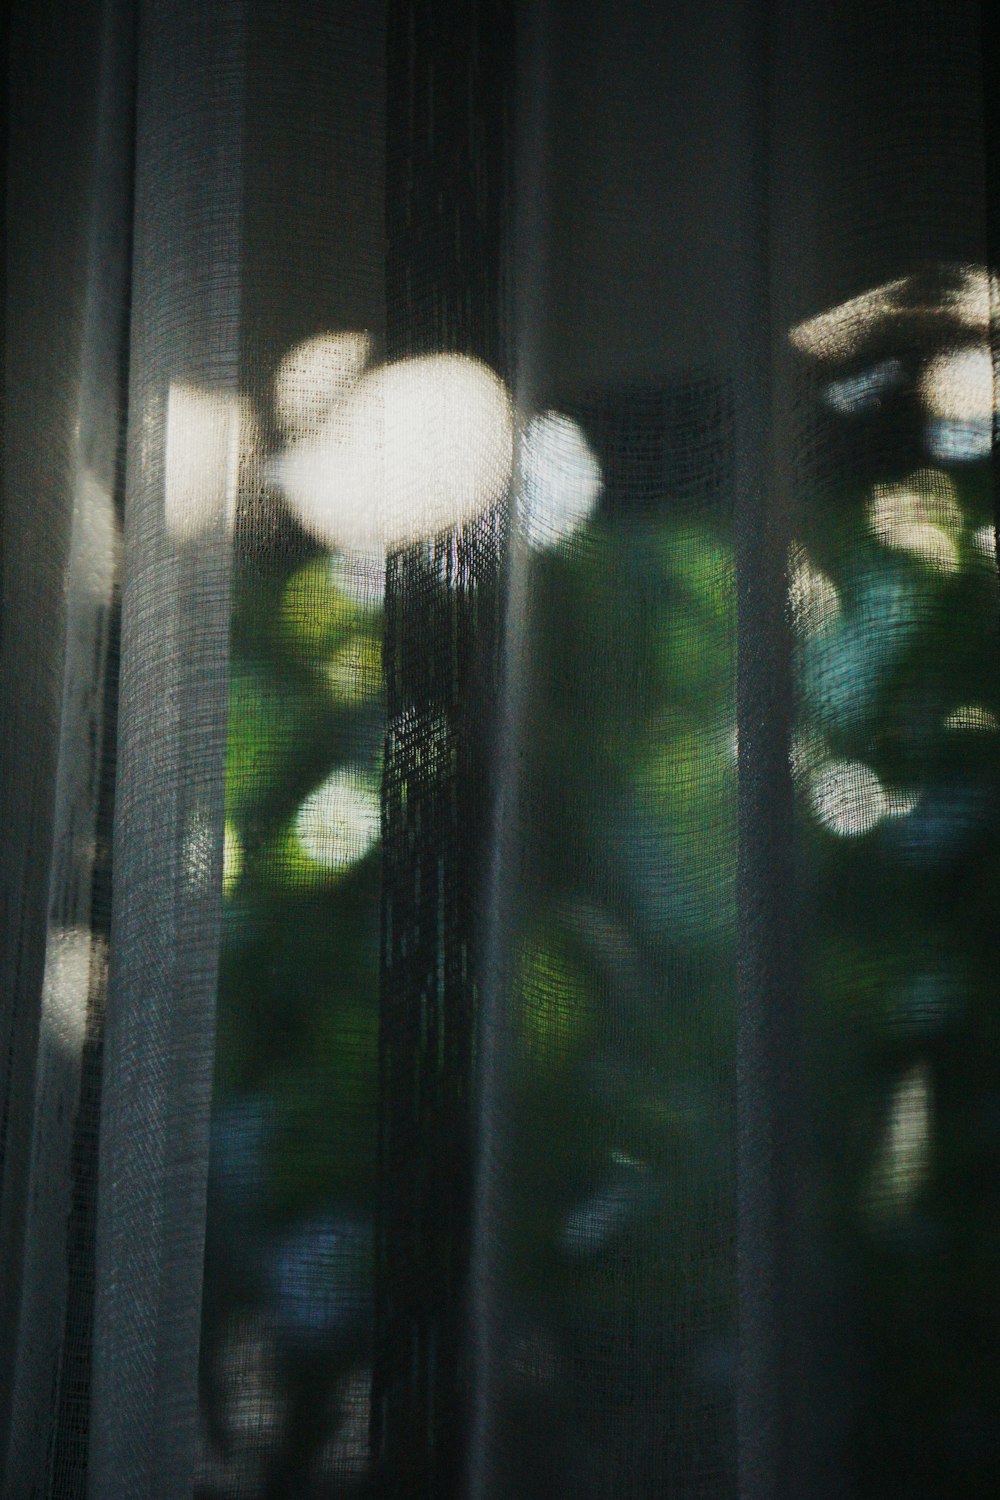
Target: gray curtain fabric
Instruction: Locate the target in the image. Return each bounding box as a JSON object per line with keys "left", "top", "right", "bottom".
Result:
{"left": 2, "top": 0, "right": 134, "bottom": 1486}
{"left": 2, "top": 1, "right": 1000, "bottom": 1497}
{"left": 90, "top": 3, "right": 243, "bottom": 1494}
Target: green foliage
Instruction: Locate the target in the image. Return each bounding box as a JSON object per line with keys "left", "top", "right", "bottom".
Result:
{"left": 208, "top": 403, "right": 1000, "bottom": 1490}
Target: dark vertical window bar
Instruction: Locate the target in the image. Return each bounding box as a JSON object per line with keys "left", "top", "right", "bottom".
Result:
{"left": 734, "top": 2, "right": 809, "bottom": 1497}
{"left": 373, "top": 2, "right": 513, "bottom": 1497}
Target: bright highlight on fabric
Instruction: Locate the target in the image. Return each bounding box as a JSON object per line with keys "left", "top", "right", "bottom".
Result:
{"left": 790, "top": 265, "right": 998, "bottom": 362}
{"left": 73, "top": 468, "right": 118, "bottom": 605}
{"left": 272, "top": 344, "right": 513, "bottom": 551}
{"left": 182, "top": 809, "right": 217, "bottom": 893}
{"left": 866, "top": 1063, "right": 933, "bottom": 1223}
{"left": 788, "top": 544, "right": 841, "bottom": 634}
{"left": 921, "top": 343, "right": 994, "bottom": 460}
{"left": 518, "top": 411, "right": 602, "bottom": 550}
{"left": 164, "top": 382, "right": 251, "bottom": 540}
{"left": 807, "top": 757, "right": 917, "bottom": 837}
{"left": 223, "top": 822, "right": 242, "bottom": 893}
{"left": 294, "top": 768, "right": 380, "bottom": 873}
{"left": 940, "top": 266, "right": 1000, "bottom": 328}
{"left": 973, "top": 524, "right": 997, "bottom": 559}
{"left": 867, "top": 469, "right": 963, "bottom": 573}
{"left": 274, "top": 332, "right": 373, "bottom": 436}
{"left": 944, "top": 704, "right": 999, "bottom": 732}
{"left": 40, "top": 928, "right": 93, "bottom": 1055}
{"left": 790, "top": 276, "right": 914, "bottom": 361}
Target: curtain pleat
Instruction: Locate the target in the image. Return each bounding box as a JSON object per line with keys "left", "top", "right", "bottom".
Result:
{"left": 90, "top": 4, "right": 245, "bottom": 1496}
{"left": 1, "top": 1, "right": 133, "bottom": 1492}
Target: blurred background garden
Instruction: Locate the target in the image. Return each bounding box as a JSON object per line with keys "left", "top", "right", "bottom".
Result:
{"left": 197, "top": 268, "right": 1000, "bottom": 1497}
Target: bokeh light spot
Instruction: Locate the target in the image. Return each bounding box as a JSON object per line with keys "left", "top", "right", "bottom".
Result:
{"left": 273, "top": 350, "right": 513, "bottom": 551}
{"left": 867, "top": 469, "right": 962, "bottom": 573}
{"left": 518, "top": 411, "right": 602, "bottom": 551}
{"left": 294, "top": 768, "right": 380, "bottom": 873}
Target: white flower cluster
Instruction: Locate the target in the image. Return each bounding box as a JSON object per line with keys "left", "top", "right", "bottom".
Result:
{"left": 271, "top": 334, "right": 513, "bottom": 553}
{"left": 271, "top": 332, "right": 602, "bottom": 557}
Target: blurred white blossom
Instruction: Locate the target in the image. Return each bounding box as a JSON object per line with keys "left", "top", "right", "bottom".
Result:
{"left": 295, "top": 768, "right": 380, "bottom": 873}
{"left": 518, "top": 411, "right": 602, "bottom": 551}
{"left": 920, "top": 344, "right": 994, "bottom": 461}
{"left": 274, "top": 332, "right": 372, "bottom": 436}
{"left": 272, "top": 351, "right": 513, "bottom": 552}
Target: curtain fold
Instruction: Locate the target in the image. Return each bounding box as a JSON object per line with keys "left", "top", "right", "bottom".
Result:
{"left": 3, "top": 2, "right": 1000, "bottom": 1497}
{"left": 1, "top": 0, "right": 133, "bottom": 1488}
{"left": 91, "top": 4, "right": 244, "bottom": 1495}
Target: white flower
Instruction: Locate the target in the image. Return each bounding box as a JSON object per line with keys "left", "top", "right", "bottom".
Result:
{"left": 295, "top": 768, "right": 380, "bottom": 873}
{"left": 808, "top": 758, "right": 887, "bottom": 836}
{"left": 920, "top": 344, "right": 994, "bottom": 424}
{"left": 517, "top": 412, "right": 602, "bottom": 551}
{"left": 274, "top": 332, "right": 372, "bottom": 436}
{"left": 272, "top": 353, "right": 513, "bottom": 552}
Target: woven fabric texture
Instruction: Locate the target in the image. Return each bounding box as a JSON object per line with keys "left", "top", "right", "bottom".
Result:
{"left": 2, "top": 2, "right": 1000, "bottom": 1498}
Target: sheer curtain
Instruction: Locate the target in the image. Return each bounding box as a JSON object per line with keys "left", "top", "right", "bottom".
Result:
{"left": 3, "top": 1, "right": 1000, "bottom": 1497}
